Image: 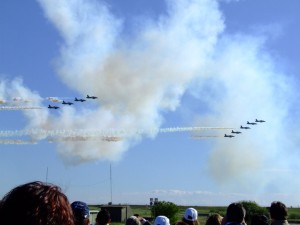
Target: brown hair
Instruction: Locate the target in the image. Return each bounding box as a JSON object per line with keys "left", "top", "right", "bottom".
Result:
{"left": 0, "top": 181, "right": 74, "bottom": 225}
{"left": 205, "top": 214, "right": 223, "bottom": 225}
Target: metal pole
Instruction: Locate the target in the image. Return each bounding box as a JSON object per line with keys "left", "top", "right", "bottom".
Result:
{"left": 46, "top": 167, "right": 48, "bottom": 183}
{"left": 110, "top": 163, "right": 112, "bottom": 204}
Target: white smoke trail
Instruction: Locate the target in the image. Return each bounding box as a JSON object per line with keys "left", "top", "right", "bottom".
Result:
{"left": 46, "top": 96, "right": 86, "bottom": 102}
{"left": 191, "top": 135, "right": 222, "bottom": 138}
{"left": 0, "top": 129, "right": 125, "bottom": 138}
{"left": 48, "top": 136, "right": 122, "bottom": 142}
{"left": 0, "top": 106, "right": 43, "bottom": 110}
{"left": 0, "top": 139, "right": 38, "bottom": 144}
{"left": 0, "top": 96, "right": 88, "bottom": 104}
{"left": 47, "top": 97, "right": 61, "bottom": 102}
{"left": 158, "top": 126, "right": 234, "bottom": 133}
{"left": 0, "top": 78, "right": 49, "bottom": 130}
{"left": 0, "top": 126, "right": 230, "bottom": 138}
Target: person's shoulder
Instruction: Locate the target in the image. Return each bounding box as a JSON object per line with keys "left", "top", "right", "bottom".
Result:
{"left": 271, "top": 220, "right": 289, "bottom": 225}
{"left": 225, "top": 222, "right": 243, "bottom": 225}
{"left": 174, "top": 222, "right": 189, "bottom": 225}
{"left": 143, "top": 221, "right": 152, "bottom": 225}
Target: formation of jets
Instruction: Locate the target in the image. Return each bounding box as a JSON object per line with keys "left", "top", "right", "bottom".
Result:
{"left": 47, "top": 95, "right": 98, "bottom": 109}
{"left": 224, "top": 119, "right": 266, "bottom": 138}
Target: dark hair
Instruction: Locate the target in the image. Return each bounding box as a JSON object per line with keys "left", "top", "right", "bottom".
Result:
{"left": 182, "top": 218, "right": 199, "bottom": 225}
{"left": 71, "top": 201, "right": 90, "bottom": 225}
{"left": 174, "top": 222, "right": 189, "bottom": 225}
{"left": 126, "top": 216, "right": 141, "bottom": 225}
{"left": 270, "top": 201, "right": 288, "bottom": 220}
{"left": 96, "top": 209, "right": 111, "bottom": 225}
{"left": 226, "top": 202, "right": 246, "bottom": 223}
{"left": 251, "top": 214, "right": 269, "bottom": 225}
{"left": 73, "top": 216, "right": 89, "bottom": 225}
{"left": 0, "top": 181, "right": 74, "bottom": 225}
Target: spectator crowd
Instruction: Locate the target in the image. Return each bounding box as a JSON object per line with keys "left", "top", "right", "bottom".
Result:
{"left": 0, "top": 181, "right": 291, "bottom": 225}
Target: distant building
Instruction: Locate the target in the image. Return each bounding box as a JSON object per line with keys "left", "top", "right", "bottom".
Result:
{"left": 100, "top": 205, "right": 133, "bottom": 223}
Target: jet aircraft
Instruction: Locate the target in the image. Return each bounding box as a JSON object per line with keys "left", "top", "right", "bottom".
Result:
{"left": 86, "top": 95, "right": 98, "bottom": 99}
{"left": 231, "top": 130, "right": 242, "bottom": 134}
{"left": 62, "top": 101, "right": 73, "bottom": 105}
{"left": 74, "top": 97, "right": 86, "bottom": 102}
{"left": 240, "top": 125, "right": 250, "bottom": 129}
{"left": 247, "top": 121, "right": 257, "bottom": 125}
{"left": 224, "top": 134, "right": 235, "bottom": 138}
{"left": 48, "top": 105, "right": 59, "bottom": 109}
{"left": 255, "top": 119, "right": 266, "bottom": 123}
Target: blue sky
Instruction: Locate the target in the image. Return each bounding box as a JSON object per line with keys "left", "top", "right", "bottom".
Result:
{"left": 1, "top": 0, "right": 300, "bottom": 207}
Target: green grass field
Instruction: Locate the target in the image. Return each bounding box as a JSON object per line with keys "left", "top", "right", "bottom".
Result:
{"left": 90, "top": 205, "right": 300, "bottom": 225}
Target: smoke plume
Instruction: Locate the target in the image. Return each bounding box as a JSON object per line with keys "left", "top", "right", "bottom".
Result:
{"left": 32, "top": 0, "right": 225, "bottom": 163}
{"left": 2, "top": 0, "right": 298, "bottom": 199}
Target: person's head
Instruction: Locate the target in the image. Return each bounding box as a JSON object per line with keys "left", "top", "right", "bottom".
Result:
{"left": 269, "top": 201, "right": 288, "bottom": 221}
{"left": 183, "top": 208, "right": 199, "bottom": 225}
{"left": 0, "top": 181, "right": 74, "bottom": 225}
{"left": 96, "top": 209, "right": 111, "bottom": 225}
{"left": 205, "top": 214, "right": 223, "bottom": 225}
{"left": 154, "top": 216, "right": 170, "bottom": 225}
{"left": 251, "top": 214, "right": 269, "bottom": 225}
{"left": 126, "top": 216, "right": 141, "bottom": 225}
{"left": 226, "top": 202, "right": 246, "bottom": 223}
{"left": 71, "top": 201, "right": 90, "bottom": 225}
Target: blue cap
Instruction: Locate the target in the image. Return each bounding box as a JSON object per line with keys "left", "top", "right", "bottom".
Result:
{"left": 71, "top": 201, "right": 90, "bottom": 219}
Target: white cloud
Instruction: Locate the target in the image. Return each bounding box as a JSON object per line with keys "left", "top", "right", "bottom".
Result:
{"left": 33, "top": 0, "right": 224, "bottom": 164}
{"left": 2, "top": 0, "right": 297, "bottom": 205}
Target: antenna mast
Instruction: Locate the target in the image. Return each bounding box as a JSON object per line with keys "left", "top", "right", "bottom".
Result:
{"left": 46, "top": 167, "right": 48, "bottom": 183}
{"left": 110, "top": 163, "right": 112, "bottom": 204}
